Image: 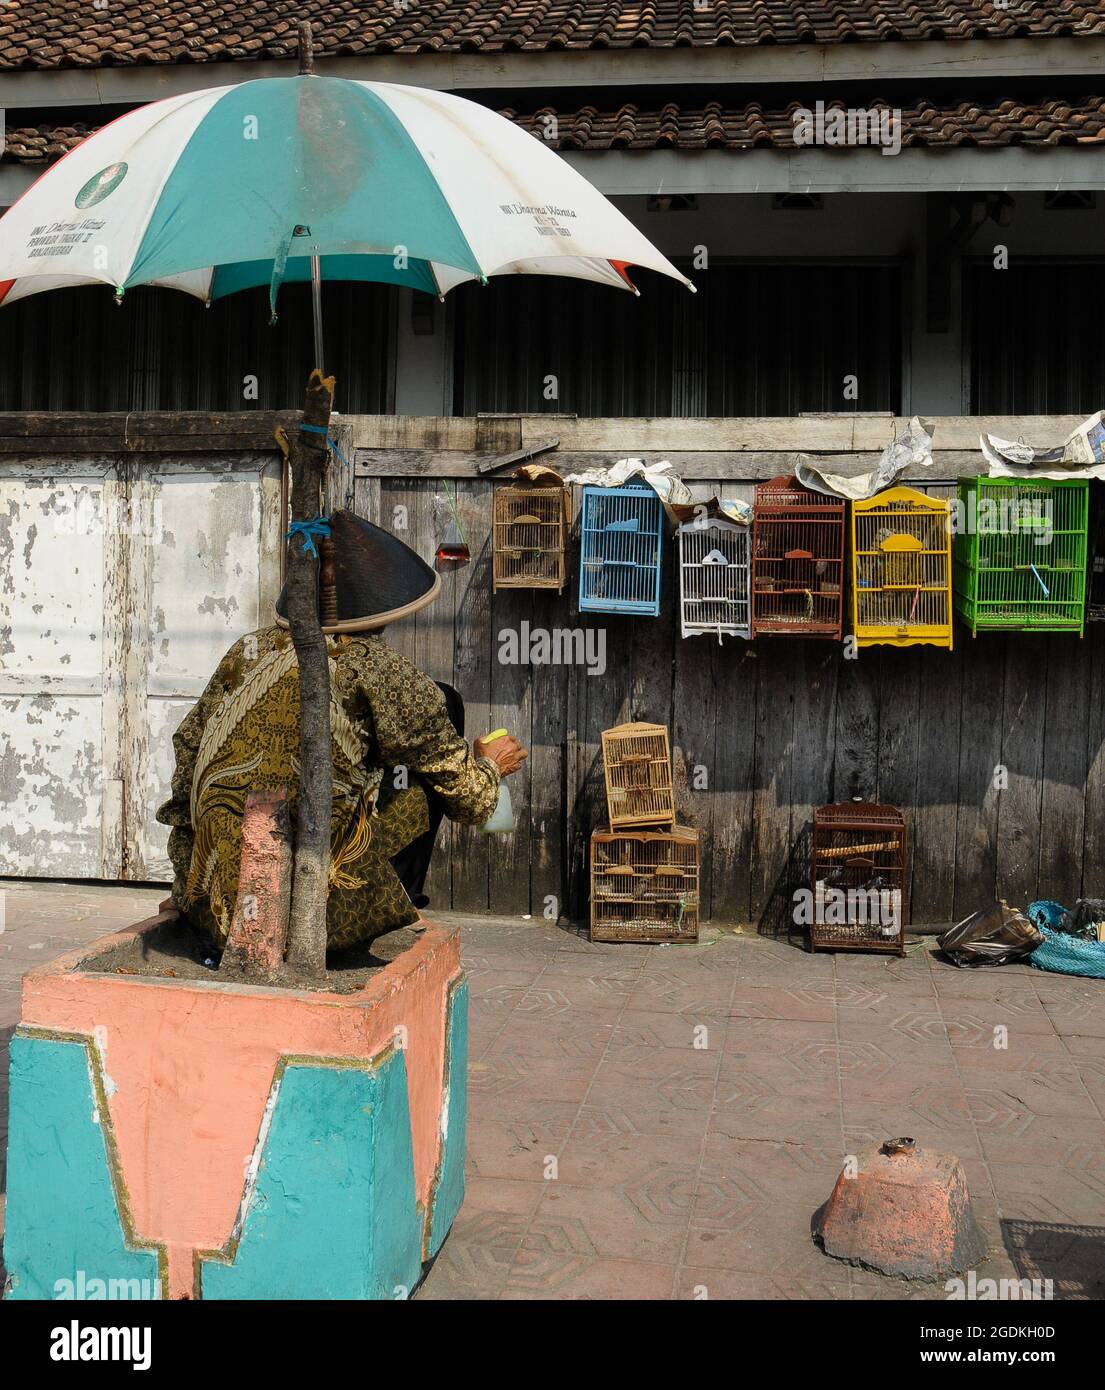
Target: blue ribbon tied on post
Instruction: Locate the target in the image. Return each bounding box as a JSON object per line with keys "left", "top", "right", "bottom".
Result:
{"left": 286, "top": 516, "right": 332, "bottom": 559}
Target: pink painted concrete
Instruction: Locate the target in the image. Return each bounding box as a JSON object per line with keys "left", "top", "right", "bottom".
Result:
{"left": 20, "top": 914, "right": 462, "bottom": 1300}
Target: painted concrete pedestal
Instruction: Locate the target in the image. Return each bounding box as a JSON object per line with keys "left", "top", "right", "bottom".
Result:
{"left": 2, "top": 911, "right": 467, "bottom": 1300}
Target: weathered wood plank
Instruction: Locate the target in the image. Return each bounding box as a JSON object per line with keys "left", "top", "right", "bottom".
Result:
{"left": 489, "top": 586, "right": 534, "bottom": 917}
{"left": 953, "top": 636, "right": 1006, "bottom": 917}
{"left": 1038, "top": 634, "right": 1090, "bottom": 905}
{"left": 833, "top": 648, "right": 881, "bottom": 804}
{"left": 527, "top": 588, "right": 572, "bottom": 926}
{"left": 750, "top": 643, "right": 798, "bottom": 927}
{"left": 997, "top": 636, "right": 1047, "bottom": 907}
{"left": 1082, "top": 627, "right": 1105, "bottom": 897}
{"left": 908, "top": 644, "right": 962, "bottom": 923}
{"left": 450, "top": 480, "right": 494, "bottom": 912}
{"left": 791, "top": 640, "right": 840, "bottom": 918}
{"left": 341, "top": 413, "right": 1083, "bottom": 455}
{"left": 352, "top": 448, "right": 994, "bottom": 481}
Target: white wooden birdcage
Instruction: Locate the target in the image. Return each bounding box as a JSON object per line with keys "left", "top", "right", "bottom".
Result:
{"left": 677, "top": 516, "right": 752, "bottom": 641}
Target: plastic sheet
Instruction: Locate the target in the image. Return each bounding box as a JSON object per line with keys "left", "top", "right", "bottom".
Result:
{"left": 938, "top": 900, "right": 1042, "bottom": 969}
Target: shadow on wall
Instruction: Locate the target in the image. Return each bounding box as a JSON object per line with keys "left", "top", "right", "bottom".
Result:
{"left": 756, "top": 821, "right": 814, "bottom": 944}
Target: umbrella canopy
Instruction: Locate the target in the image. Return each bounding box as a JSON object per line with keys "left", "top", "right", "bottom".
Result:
{"left": 0, "top": 76, "right": 693, "bottom": 308}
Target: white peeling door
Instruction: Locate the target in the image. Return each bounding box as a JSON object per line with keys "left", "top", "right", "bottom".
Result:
{"left": 0, "top": 456, "right": 282, "bottom": 882}
{"left": 128, "top": 459, "right": 282, "bottom": 880}
{"left": 0, "top": 462, "right": 124, "bottom": 878}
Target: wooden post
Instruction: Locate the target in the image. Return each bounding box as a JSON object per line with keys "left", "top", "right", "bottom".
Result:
{"left": 298, "top": 19, "right": 314, "bottom": 75}
{"left": 283, "top": 369, "right": 335, "bottom": 983}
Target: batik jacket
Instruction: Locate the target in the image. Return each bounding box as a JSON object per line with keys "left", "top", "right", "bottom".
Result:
{"left": 155, "top": 625, "right": 500, "bottom": 949}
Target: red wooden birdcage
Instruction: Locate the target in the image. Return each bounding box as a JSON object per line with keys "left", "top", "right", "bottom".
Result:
{"left": 752, "top": 476, "right": 846, "bottom": 639}
{"left": 810, "top": 803, "right": 908, "bottom": 955}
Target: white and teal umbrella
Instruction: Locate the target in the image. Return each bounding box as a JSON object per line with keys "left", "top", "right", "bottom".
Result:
{"left": 0, "top": 74, "right": 693, "bottom": 351}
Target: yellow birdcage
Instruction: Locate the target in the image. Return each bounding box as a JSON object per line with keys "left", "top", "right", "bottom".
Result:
{"left": 851, "top": 486, "right": 954, "bottom": 649}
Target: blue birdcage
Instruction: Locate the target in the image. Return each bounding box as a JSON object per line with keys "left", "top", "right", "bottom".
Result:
{"left": 578, "top": 484, "right": 664, "bottom": 616}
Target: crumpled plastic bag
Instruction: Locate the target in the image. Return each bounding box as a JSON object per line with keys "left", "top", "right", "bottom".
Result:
{"left": 938, "top": 900, "right": 1043, "bottom": 969}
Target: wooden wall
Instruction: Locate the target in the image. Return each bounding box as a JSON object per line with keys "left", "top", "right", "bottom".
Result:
{"left": 352, "top": 466, "right": 1105, "bottom": 929}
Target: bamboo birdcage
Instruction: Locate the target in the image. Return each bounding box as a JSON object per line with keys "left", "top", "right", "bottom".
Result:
{"left": 851, "top": 486, "right": 954, "bottom": 649}
{"left": 677, "top": 515, "right": 752, "bottom": 641}
{"left": 953, "top": 477, "right": 1089, "bottom": 635}
{"left": 752, "top": 475, "right": 845, "bottom": 638}
{"left": 578, "top": 484, "right": 664, "bottom": 616}
{"left": 492, "top": 483, "right": 569, "bottom": 592}
{"left": 601, "top": 722, "right": 675, "bottom": 829}
{"left": 590, "top": 827, "right": 700, "bottom": 942}
{"left": 810, "top": 803, "right": 907, "bottom": 955}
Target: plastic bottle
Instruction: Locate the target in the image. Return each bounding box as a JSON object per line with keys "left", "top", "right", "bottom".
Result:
{"left": 479, "top": 729, "right": 515, "bottom": 834}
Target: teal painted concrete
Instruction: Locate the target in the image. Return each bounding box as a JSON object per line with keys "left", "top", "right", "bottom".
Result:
{"left": 129, "top": 77, "right": 481, "bottom": 289}
{"left": 428, "top": 979, "right": 469, "bottom": 1257}
{"left": 200, "top": 1052, "right": 422, "bottom": 1300}
{"left": 3, "top": 1034, "right": 161, "bottom": 1301}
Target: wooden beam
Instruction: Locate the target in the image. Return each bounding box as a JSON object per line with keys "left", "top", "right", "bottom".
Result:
{"left": 0, "top": 411, "right": 295, "bottom": 455}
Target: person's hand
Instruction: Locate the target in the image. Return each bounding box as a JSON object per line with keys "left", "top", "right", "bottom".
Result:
{"left": 474, "top": 733, "right": 529, "bottom": 777}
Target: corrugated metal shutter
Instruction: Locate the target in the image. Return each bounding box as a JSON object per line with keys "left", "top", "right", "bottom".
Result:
{"left": 0, "top": 283, "right": 394, "bottom": 412}
{"left": 967, "top": 259, "right": 1105, "bottom": 414}
{"left": 454, "top": 263, "right": 903, "bottom": 416}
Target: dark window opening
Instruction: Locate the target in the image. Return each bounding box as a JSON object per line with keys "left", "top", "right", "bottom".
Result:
{"left": 0, "top": 282, "right": 393, "bottom": 412}
{"left": 967, "top": 259, "right": 1105, "bottom": 414}
{"left": 453, "top": 263, "right": 902, "bottom": 417}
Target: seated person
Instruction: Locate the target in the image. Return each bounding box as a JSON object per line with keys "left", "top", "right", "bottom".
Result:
{"left": 156, "top": 511, "right": 527, "bottom": 951}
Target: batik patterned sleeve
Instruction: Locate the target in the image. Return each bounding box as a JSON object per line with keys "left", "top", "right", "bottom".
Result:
{"left": 368, "top": 649, "right": 501, "bottom": 826}
{"left": 155, "top": 639, "right": 243, "bottom": 903}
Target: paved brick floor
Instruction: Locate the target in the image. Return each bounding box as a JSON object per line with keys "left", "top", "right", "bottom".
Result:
{"left": 2, "top": 881, "right": 1103, "bottom": 1300}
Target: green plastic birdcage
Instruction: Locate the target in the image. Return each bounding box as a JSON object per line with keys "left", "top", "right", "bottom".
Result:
{"left": 953, "top": 477, "right": 1089, "bottom": 635}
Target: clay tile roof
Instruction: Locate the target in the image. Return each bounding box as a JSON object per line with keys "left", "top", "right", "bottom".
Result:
{"left": 0, "top": 2, "right": 1103, "bottom": 69}
{"left": 504, "top": 95, "right": 1105, "bottom": 149}
{"left": 6, "top": 96, "right": 1105, "bottom": 165}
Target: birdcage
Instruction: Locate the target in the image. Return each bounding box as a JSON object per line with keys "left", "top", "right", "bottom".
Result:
{"left": 954, "top": 477, "right": 1089, "bottom": 635}
{"left": 601, "top": 722, "right": 675, "bottom": 830}
{"left": 590, "top": 827, "right": 700, "bottom": 942}
{"left": 752, "top": 475, "right": 845, "bottom": 638}
{"left": 578, "top": 484, "right": 664, "bottom": 616}
{"left": 492, "top": 483, "right": 569, "bottom": 592}
{"left": 851, "top": 486, "right": 953, "bottom": 649}
{"left": 810, "top": 803, "right": 907, "bottom": 955}
{"left": 677, "top": 515, "right": 752, "bottom": 641}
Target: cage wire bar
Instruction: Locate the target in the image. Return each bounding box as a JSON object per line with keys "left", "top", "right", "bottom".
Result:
{"left": 677, "top": 516, "right": 752, "bottom": 641}
{"left": 752, "top": 475, "right": 845, "bottom": 638}
{"left": 851, "top": 486, "right": 953, "bottom": 648}
{"left": 953, "top": 477, "right": 1089, "bottom": 635}
{"left": 579, "top": 483, "right": 664, "bottom": 616}
{"left": 810, "top": 803, "right": 907, "bottom": 956}
{"left": 492, "top": 483, "right": 569, "bottom": 592}
{"left": 590, "top": 827, "right": 700, "bottom": 942}
{"left": 601, "top": 722, "right": 676, "bottom": 830}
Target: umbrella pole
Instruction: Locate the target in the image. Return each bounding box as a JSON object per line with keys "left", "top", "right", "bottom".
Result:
{"left": 311, "top": 253, "right": 325, "bottom": 377}
{"left": 283, "top": 368, "right": 335, "bottom": 984}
